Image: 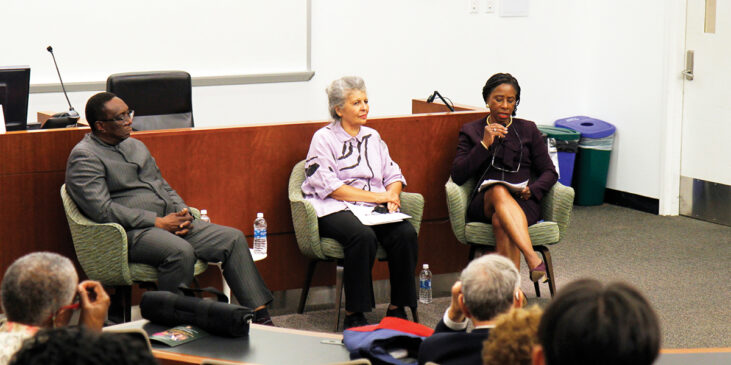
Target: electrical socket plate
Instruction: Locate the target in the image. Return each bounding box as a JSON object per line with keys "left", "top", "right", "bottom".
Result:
{"left": 469, "top": 0, "right": 479, "bottom": 14}
{"left": 485, "top": 0, "right": 496, "bottom": 13}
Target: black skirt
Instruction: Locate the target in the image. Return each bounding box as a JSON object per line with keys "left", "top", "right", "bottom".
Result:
{"left": 467, "top": 185, "right": 542, "bottom": 226}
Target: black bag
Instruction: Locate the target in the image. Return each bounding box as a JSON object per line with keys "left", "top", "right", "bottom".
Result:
{"left": 140, "top": 288, "right": 253, "bottom": 337}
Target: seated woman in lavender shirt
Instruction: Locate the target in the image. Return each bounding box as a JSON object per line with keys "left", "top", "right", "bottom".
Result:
{"left": 301, "top": 76, "right": 418, "bottom": 330}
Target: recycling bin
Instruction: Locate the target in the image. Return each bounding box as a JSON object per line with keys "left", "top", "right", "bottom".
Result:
{"left": 537, "top": 125, "right": 581, "bottom": 187}
{"left": 554, "top": 116, "right": 616, "bottom": 206}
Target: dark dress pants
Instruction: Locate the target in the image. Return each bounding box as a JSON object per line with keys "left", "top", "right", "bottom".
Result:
{"left": 318, "top": 210, "right": 418, "bottom": 313}
{"left": 128, "top": 219, "right": 273, "bottom": 308}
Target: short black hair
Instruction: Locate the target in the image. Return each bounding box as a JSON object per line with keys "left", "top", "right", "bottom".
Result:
{"left": 537, "top": 279, "right": 661, "bottom": 365}
{"left": 9, "top": 326, "right": 157, "bottom": 365}
{"left": 85, "top": 92, "right": 117, "bottom": 132}
{"left": 482, "top": 73, "right": 521, "bottom": 116}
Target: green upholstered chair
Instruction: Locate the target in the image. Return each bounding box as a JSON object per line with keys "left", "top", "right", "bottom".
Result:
{"left": 288, "top": 160, "right": 425, "bottom": 331}
{"left": 60, "top": 184, "right": 208, "bottom": 322}
{"left": 445, "top": 177, "right": 574, "bottom": 297}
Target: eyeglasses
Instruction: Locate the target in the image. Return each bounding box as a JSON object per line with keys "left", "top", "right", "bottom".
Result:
{"left": 101, "top": 110, "right": 134, "bottom": 123}
{"left": 50, "top": 294, "right": 81, "bottom": 327}
{"left": 490, "top": 127, "right": 523, "bottom": 173}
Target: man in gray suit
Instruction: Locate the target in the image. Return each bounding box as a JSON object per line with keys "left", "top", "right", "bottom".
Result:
{"left": 65, "top": 92, "right": 274, "bottom": 324}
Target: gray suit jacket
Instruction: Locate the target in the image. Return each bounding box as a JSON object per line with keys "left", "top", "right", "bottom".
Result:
{"left": 65, "top": 134, "right": 187, "bottom": 243}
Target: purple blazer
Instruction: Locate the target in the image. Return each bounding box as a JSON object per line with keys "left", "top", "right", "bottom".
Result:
{"left": 451, "top": 116, "right": 557, "bottom": 204}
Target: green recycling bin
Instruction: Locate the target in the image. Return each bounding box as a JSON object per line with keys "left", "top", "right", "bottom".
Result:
{"left": 537, "top": 126, "right": 581, "bottom": 187}
{"left": 554, "top": 116, "right": 616, "bottom": 206}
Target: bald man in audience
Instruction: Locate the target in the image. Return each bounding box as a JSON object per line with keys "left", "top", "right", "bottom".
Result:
{"left": 418, "top": 254, "right": 524, "bottom": 365}
{"left": 0, "top": 252, "right": 110, "bottom": 365}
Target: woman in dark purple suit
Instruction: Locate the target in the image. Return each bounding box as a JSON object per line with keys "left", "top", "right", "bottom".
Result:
{"left": 451, "top": 73, "right": 558, "bottom": 282}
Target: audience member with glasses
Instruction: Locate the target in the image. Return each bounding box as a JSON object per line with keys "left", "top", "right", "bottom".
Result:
{"left": 0, "top": 252, "right": 110, "bottom": 365}
{"left": 450, "top": 73, "right": 558, "bottom": 283}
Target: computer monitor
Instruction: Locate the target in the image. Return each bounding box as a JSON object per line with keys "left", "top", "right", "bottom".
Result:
{"left": 0, "top": 66, "right": 31, "bottom": 131}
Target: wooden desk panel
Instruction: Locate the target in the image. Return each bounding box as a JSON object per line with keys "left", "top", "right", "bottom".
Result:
{"left": 0, "top": 103, "right": 487, "bottom": 292}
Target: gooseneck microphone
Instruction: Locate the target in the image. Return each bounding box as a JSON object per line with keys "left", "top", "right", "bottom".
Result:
{"left": 46, "top": 46, "right": 80, "bottom": 122}
{"left": 426, "top": 90, "right": 455, "bottom": 112}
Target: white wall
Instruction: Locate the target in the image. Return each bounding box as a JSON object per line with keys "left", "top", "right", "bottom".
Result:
{"left": 26, "top": 0, "right": 680, "bottom": 201}
{"left": 3, "top": 0, "right": 308, "bottom": 84}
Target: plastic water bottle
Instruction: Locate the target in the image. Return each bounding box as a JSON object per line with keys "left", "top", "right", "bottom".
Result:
{"left": 419, "top": 264, "right": 432, "bottom": 304}
{"left": 253, "top": 212, "right": 267, "bottom": 256}
{"left": 199, "top": 209, "right": 210, "bottom": 223}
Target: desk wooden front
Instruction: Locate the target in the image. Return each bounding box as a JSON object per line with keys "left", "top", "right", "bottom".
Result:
{"left": 0, "top": 103, "right": 487, "bottom": 293}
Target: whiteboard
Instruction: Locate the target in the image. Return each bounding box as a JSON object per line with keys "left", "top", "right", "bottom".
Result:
{"left": 1, "top": 0, "right": 309, "bottom": 87}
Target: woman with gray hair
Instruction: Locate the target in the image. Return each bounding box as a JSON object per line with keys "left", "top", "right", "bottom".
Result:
{"left": 0, "top": 252, "right": 110, "bottom": 365}
{"left": 301, "top": 76, "right": 418, "bottom": 330}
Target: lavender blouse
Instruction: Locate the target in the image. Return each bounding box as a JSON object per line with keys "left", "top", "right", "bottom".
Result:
{"left": 302, "top": 121, "right": 406, "bottom": 217}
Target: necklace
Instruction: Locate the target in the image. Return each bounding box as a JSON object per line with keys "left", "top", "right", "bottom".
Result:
{"left": 487, "top": 114, "right": 513, "bottom": 129}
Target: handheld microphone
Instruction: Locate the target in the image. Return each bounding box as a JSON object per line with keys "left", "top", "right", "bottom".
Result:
{"left": 45, "top": 46, "right": 80, "bottom": 127}
{"left": 426, "top": 90, "right": 455, "bottom": 112}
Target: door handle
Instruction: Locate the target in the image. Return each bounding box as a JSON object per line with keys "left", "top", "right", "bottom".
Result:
{"left": 683, "top": 50, "right": 694, "bottom": 80}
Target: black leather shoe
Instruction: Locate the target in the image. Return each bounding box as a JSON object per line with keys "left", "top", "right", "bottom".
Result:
{"left": 386, "top": 306, "right": 408, "bottom": 320}
{"left": 343, "top": 312, "right": 368, "bottom": 330}
{"left": 253, "top": 308, "right": 275, "bottom": 326}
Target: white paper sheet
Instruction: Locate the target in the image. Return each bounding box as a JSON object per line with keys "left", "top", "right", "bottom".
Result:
{"left": 345, "top": 202, "right": 412, "bottom": 226}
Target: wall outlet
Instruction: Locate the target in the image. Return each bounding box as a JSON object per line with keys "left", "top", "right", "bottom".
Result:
{"left": 485, "top": 0, "right": 496, "bottom": 13}
{"left": 469, "top": 0, "right": 480, "bottom": 14}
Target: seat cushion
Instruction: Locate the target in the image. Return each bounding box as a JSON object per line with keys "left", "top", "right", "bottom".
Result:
{"left": 465, "top": 221, "right": 559, "bottom": 246}
{"left": 129, "top": 260, "right": 209, "bottom": 283}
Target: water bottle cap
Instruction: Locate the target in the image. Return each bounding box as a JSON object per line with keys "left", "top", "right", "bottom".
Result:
{"left": 200, "top": 209, "right": 207, "bottom": 214}
{"left": 256, "top": 212, "right": 264, "bottom": 218}
{"left": 423, "top": 264, "right": 429, "bottom": 269}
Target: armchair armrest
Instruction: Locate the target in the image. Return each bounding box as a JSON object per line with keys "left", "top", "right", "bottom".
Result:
{"left": 289, "top": 198, "right": 327, "bottom": 260}
{"left": 445, "top": 177, "right": 475, "bottom": 245}
{"left": 61, "top": 184, "right": 134, "bottom": 286}
{"left": 72, "top": 221, "right": 133, "bottom": 286}
{"left": 399, "top": 192, "right": 424, "bottom": 236}
{"left": 541, "top": 182, "right": 575, "bottom": 239}
{"left": 288, "top": 161, "right": 327, "bottom": 260}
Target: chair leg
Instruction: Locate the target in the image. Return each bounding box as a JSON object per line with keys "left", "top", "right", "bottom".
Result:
{"left": 534, "top": 246, "right": 556, "bottom": 297}
{"left": 536, "top": 246, "right": 556, "bottom": 297}
{"left": 298, "top": 260, "right": 319, "bottom": 314}
{"left": 410, "top": 306, "right": 419, "bottom": 323}
{"left": 334, "top": 263, "right": 345, "bottom": 332}
{"left": 108, "top": 285, "right": 132, "bottom": 324}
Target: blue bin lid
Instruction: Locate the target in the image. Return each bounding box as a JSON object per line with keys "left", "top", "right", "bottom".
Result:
{"left": 554, "top": 116, "right": 615, "bottom": 138}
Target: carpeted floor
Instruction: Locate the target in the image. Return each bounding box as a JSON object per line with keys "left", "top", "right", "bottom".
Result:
{"left": 273, "top": 204, "right": 731, "bottom": 349}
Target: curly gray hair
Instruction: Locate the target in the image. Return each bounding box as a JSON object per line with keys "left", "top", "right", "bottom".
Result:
{"left": 1, "top": 252, "right": 78, "bottom": 326}
{"left": 326, "top": 76, "right": 367, "bottom": 120}
{"left": 460, "top": 254, "right": 520, "bottom": 322}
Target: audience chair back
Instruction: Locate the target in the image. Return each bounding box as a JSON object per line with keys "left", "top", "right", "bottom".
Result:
{"left": 60, "top": 184, "right": 207, "bottom": 322}
{"left": 288, "top": 160, "right": 424, "bottom": 330}
{"left": 444, "top": 177, "right": 574, "bottom": 297}
{"left": 106, "top": 71, "right": 193, "bottom": 131}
